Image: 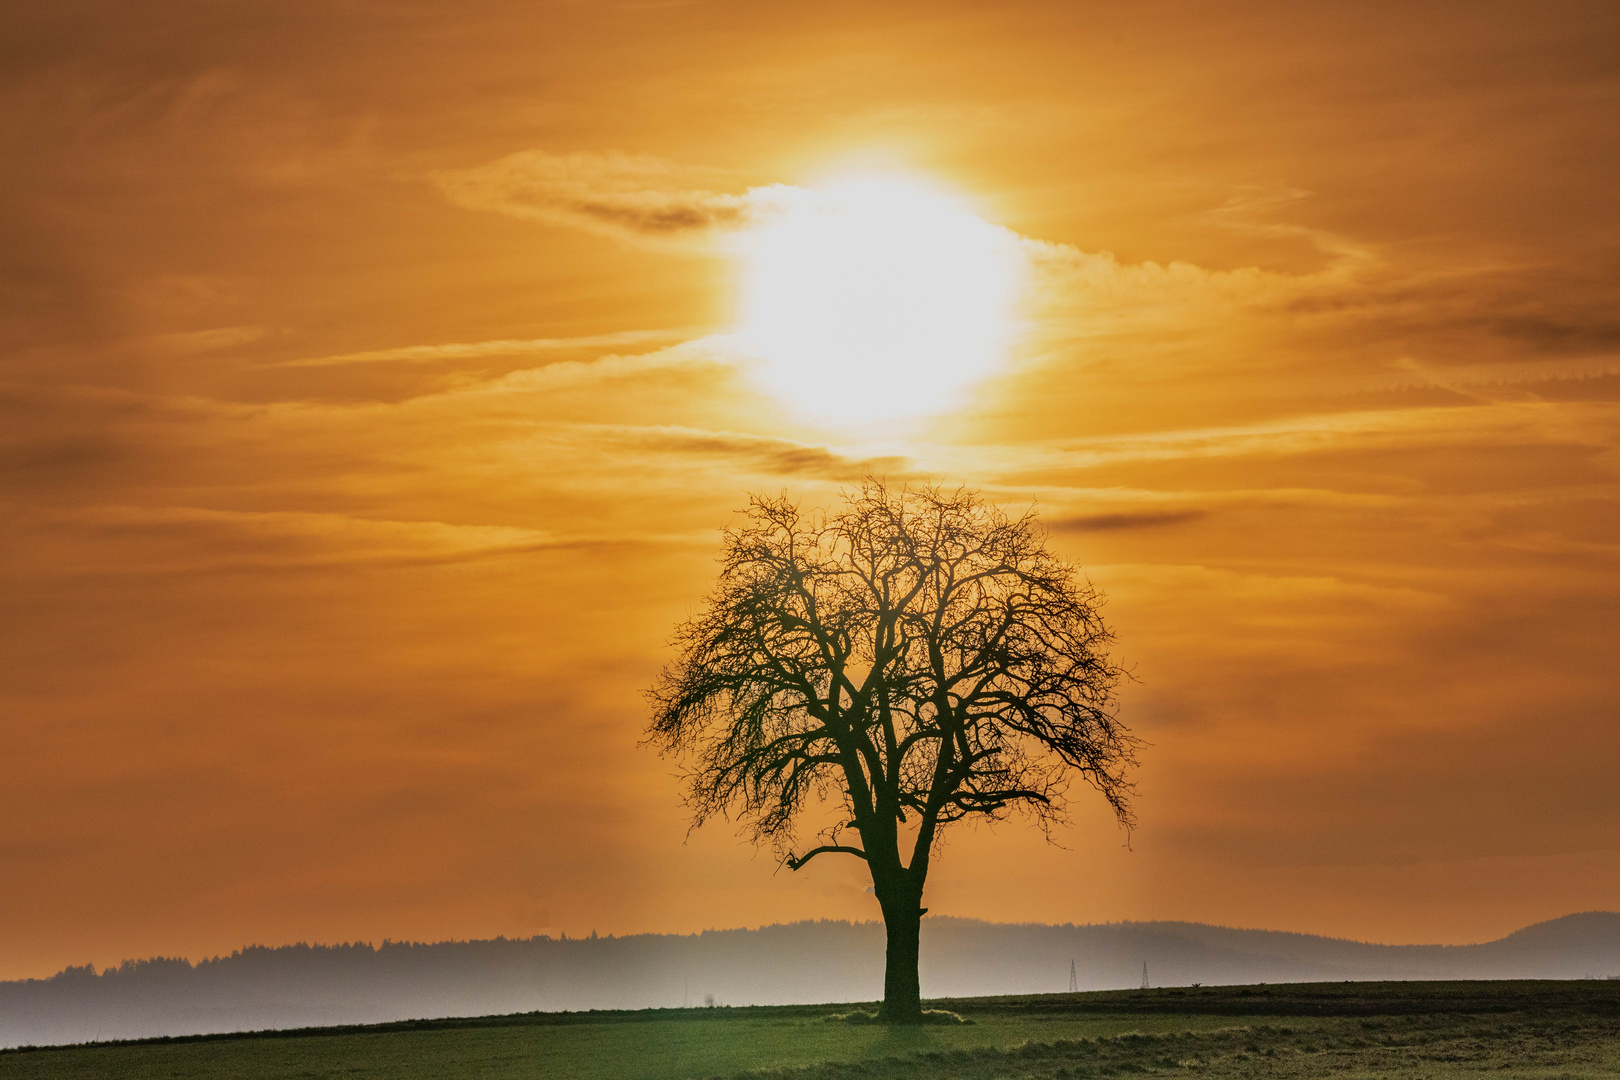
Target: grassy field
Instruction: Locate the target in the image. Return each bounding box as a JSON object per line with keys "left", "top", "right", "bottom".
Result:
{"left": 2, "top": 981, "right": 1617, "bottom": 1079}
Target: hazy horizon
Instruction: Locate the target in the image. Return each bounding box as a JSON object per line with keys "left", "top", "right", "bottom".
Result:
{"left": 24, "top": 909, "right": 1620, "bottom": 982}
{"left": 7, "top": 911, "right": 1619, "bottom": 1048}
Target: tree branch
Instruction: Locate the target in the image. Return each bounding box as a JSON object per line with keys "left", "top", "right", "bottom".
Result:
{"left": 785, "top": 844, "right": 868, "bottom": 870}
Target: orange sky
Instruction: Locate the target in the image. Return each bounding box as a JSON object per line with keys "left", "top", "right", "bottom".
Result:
{"left": 3, "top": 0, "right": 1619, "bottom": 981}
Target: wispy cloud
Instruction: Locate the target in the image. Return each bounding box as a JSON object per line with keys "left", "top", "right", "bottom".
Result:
{"left": 259, "top": 327, "right": 709, "bottom": 369}
{"left": 935, "top": 400, "right": 1618, "bottom": 481}
{"left": 575, "top": 423, "right": 916, "bottom": 481}
{"left": 1197, "top": 184, "right": 1377, "bottom": 273}
{"left": 1053, "top": 508, "right": 1209, "bottom": 531}
{"left": 9, "top": 505, "right": 559, "bottom": 576}
{"left": 432, "top": 150, "right": 796, "bottom": 249}
{"left": 457, "top": 336, "right": 747, "bottom": 393}
{"left": 5, "top": 504, "right": 711, "bottom": 578}
{"left": 143, "top": 325, "right": 268, "bottom": 355}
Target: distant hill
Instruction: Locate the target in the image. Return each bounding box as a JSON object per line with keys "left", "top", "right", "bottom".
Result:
{"left": 920, "top": 912, "right": 1620, "bottom": 995}
{"left": 4, "top": 912, "right": 1618, "bottom": 1048}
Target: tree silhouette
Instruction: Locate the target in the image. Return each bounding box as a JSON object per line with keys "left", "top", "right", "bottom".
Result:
{"left": 647, "top": 481, "right": 1139, "bottom": 1022}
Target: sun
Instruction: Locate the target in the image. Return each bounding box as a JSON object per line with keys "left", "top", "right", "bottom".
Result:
{"left": 733, "top": 173, "right": 1024, "bottom": 424}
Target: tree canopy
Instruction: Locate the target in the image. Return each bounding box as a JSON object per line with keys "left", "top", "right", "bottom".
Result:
{"left": 647, "top": 480, "right": 1139, "bottom": 1021}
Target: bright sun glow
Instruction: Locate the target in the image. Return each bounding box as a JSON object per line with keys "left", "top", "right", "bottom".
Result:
{"left": 735, "top": 173, "right": 1024, "bottom": 424}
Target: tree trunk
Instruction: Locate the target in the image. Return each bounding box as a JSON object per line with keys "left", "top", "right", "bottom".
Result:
{"left": 876, "top": 886, "right": 923, "bottom": 1023}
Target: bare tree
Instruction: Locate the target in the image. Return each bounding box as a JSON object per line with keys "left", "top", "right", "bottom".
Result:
{"left": 646, "top": 480, "right": 1138, "bottom": 1022}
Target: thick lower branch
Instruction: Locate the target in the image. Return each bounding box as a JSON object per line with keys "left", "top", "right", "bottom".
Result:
{"left": 785, "top": 844, "right": 868, "bottom": 870}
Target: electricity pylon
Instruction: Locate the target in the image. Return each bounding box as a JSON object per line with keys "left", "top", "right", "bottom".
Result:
{"left": 1068, "top": 959, "right": 1078, "bottom": 993}
{"left": 1140, "top": 962, "right": 1150, "bottom": 990}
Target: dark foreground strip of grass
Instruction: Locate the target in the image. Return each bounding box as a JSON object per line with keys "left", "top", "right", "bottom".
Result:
{"left": 725, "top": 1011, "right": 1620, "bottom": 1080}
{"left": 0, "top": 1001, "right": 886, "bottom": 1054}
{"left": 962, "top": 978, "right": 1620, "bottom": 1019}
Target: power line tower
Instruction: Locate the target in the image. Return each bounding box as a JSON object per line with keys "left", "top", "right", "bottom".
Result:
{"left": 1140, "top": 962, "right": 1150, "bottom": 990}
{"left": 1068, "top": 959, "right": 1078, "bottom": 993}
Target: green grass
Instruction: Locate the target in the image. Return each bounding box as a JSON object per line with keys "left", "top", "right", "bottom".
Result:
{"left": 3, "top": 981, "right": 1617, "bottom": 1080}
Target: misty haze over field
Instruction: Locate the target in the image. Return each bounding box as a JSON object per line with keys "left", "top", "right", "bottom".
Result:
{"left": 5, "top": 913, "right": 1619, "bottom": 1048}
